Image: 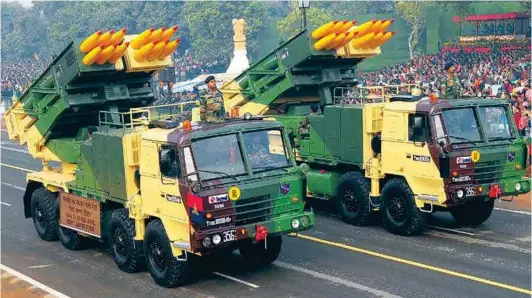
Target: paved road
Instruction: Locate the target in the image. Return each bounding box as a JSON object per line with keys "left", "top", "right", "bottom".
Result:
{"left": 1, "top": 131, "right": 531, "bottom": 298}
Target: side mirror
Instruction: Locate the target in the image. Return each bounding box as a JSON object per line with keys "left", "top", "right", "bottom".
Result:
{"left": 439, "top": 152, "right": 450, "bottom": 178}
{"left": 299, "top": 163, "right": 310, "bottom": 175}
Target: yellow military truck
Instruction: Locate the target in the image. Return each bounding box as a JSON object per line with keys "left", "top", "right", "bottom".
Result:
{"left": 5, "top": 28, "right": 314, "bottom": 287}
{"left": 210, "top": 22, "right": 531, "bottom": 235}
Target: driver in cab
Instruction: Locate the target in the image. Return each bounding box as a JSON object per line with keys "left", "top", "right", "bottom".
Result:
{"left": 247, "top": 135, "right": 273, "bottom": 168}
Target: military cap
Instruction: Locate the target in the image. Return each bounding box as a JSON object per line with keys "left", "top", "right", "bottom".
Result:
{"left": 205, "top": 75, "right": 215, "bottom": 84}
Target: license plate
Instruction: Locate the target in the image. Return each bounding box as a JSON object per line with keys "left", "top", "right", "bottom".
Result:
{"left": 223, "top": 230, "right": 236, "bottom": 242}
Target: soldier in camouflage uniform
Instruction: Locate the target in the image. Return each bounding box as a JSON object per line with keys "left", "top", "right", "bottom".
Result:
{"left": 444, "top": 62, "right": 461, "bottom": 99}
{"left": 198, "top": 75, "right": 226, "bottom": 123}
{"left": 298, "top": 103, "right": 320, "bottom": 135}
{"left": 247, "top": 135, "right": 273, "bottom": 167}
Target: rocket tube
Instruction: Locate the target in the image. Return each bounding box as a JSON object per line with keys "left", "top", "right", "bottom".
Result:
{"left": 98, "top": 30, "right": 115, "bottom": 47}
{"left": 108, "top": 42, "right": 130, "bottom": 63}
{"left": 372, "top": 31, "right": 395, "bottom": 47}
{"left": 146, "top": 41, "right": 168, "bottom": 61}
{"left": 148, "top": 27, "right": 167, "bottom": 43}
{"left": 96, "top": 44, "right": 117, "bottom": 65}
{"left": 134, "top": 42, "right": 156, "bottom": 62}
{"left": 313, "top": 33, "right": 338, "bottom": 51}
{"left": 80, "top": 31, "right": 102, "bottom": 53}
{"left": 330, "top": 20, "right": 348, "bottom": 33}
{"left": 339, "top": 20, "right": 356, "bottom": 33}
{"left": 311, "top": 21, "right": 338, "bottom": 39}
{"left": 157, "top": 38, "right": 180, "bottom": 59}
{"left": 131, "top": 28, "right": 154, "bottom": 50}
{"left": 364, "top": 32, "right": 384, "bottom": 49}
{"left": 334, "top": 31, "right": 359, "bottom": 50}
{"left": 354, "top": 20, "right": 377, "bottom": 36}
{"left": 160, "top": 25, "right": 178, "bottom": 42}
{"left": 107, "top": 28, "right": 127, "bottom": 46}
{"left": 82, "top": 45, "right": 104, "bottom": 66}
{"left": 377, "top": 19, "right": 394, "bottom": 32}
{"left": 351, "top": 32, "right": 376, "bottom": 49}
{"left": 325, "top": 32, "right": 347, "bottom": 50}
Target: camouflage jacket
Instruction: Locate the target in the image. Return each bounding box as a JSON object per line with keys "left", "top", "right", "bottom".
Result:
{"left": 198, "top": 89, "right": 225, "bottom": 123}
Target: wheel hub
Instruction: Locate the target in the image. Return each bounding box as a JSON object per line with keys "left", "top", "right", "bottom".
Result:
{"left": 149, "top": 240, "right": 166, "bottom": 272}
{"left": 113, "top": 229, "right": 128, "bottom": 258}
{"left": 343, "top": 188, "right": 359, "bottom": 213}
{"left": 388, "top": 196, "right": 406, "bottom": 223}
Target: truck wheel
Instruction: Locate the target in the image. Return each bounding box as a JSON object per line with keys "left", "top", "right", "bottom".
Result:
{"left": 30, "top": 187, "right": 59, "bottom": 241}
{"left": 108, "top": 209, "right": 145, "bottom": 273}
{"left": 144, "top": 219, "right": 192, "bottom": 288}
{"left": 54, "top": 199, "right": 88, "bottom": 250}
{"left": 239, "top": 235, "right": 282, "bottom": 267}
{"left": 380, "top": 178, "right": 426, "bottom": 236}
{"left": 450, "top": 199, "right": 494, "bottom": 226}
{"left": 335, "top": 172, "right": 372, "bottom": 226}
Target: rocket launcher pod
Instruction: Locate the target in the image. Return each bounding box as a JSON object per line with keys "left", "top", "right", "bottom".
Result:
{"left": 157, "top": 38, "right": 180, "bottom": 59}
{"left": 351, "top": 32, "right": 377, "bottom": 49}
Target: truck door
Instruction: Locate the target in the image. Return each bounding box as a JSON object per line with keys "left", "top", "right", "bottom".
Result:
{"left": 404, "top": 113, "right": 438, "bottom": 178}
{"left": 139, "top": 141, "right": 188, "bottom": 230}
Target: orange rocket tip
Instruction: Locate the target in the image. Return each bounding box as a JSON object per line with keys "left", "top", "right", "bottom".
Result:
{"left": 109, "top": 29, "right": 115, "bottom": 34}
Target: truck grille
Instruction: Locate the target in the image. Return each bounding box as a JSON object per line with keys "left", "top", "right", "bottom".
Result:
{"left": 234, "top": 195, "right": 272, "bottom": 225}
{"left": 475, "top": 160, "right": 502, "bottom": 184}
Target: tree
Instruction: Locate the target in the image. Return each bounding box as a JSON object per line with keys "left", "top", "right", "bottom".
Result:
{"left": 277, "top": 6, "right": 333, "bottom": 39}
{"left": 394, "top": 1, "right": 435, "bottom": 59}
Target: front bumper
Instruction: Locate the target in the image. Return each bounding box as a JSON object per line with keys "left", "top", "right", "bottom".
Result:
{"left": 191, "top": 211, "right": 315, "bottom": 254}
{"left": 444, "top": 177, "right": 531, "bottom": 206}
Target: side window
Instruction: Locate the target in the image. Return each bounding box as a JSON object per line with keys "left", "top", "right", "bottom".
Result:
{"left": 408, "top": 113, "right": 431, "bottom": 142}
{"left": 182, "top": 146, "right": 198, "bottom": 181}
{"left": 159, "top": 144, "right": 179, "bottom": 178}
{"left": 432, "top": 114, "right": 448, "bottom": 146}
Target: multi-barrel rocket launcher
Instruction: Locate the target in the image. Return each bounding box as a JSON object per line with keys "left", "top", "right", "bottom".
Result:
{"left": 217, "top": 19, "right": 395, "bottom": 118}
{"left": 5, "top": 26, "right": 181, "bottom": 165}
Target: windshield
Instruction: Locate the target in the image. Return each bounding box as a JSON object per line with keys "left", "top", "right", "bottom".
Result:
{"left": 478, "top": 106, "right": 513, "bottom": 141}
{"left": 441, "top": 108, "right": 482, "bottom": 144}
{"left": 190, "top": 133, "right": 246, "bottom": 181}
{"left": 242, "top": 129, "right": 290, "bottom": 173}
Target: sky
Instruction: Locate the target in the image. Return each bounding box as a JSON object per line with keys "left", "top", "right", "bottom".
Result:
{"left": 3, "top": 0, "right": 33, "bottom": 8}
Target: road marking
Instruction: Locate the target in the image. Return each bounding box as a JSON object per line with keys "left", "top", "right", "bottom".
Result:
{"left": 2, "top": 182, "right": 26, "bottom": 191}
{"left": 425, "top": 225, "right": 478, "bottom": 236}
{"left": 494, "top": 208, "right": 532, "bottom": 216}
{"left": 28, "top": 265, "right": 52, "bottom": 269}
{"left": 294, "top": 233, "right": 532, "bottom": 295}
{"left": 0, "top": 201, "right": 12, "bottom": 207}
{"left": 2, "top": 146, "right": 29, "bottom": 154}
{"left": 212, "top": 272, "right": 260, "bottom": 288}
{"left": 1, "top": 163, "right": 34, "bottom": 172}
{"left": 426, "top": 231, "right": 530, "bottom": 254}
{"left": 0, "top": 264, "right": 72, "bottom": 298}
{"left": 274, "top": 261, "right": 402, "bottom": 298}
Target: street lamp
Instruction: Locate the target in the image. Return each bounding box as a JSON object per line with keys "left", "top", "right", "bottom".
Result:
{"left": 298, "top": 0, "right": 310, "bottom": 30}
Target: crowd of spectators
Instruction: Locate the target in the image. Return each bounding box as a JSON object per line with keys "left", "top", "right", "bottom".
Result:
{"left": 357, "top": 44, "right": 531, "bottom": 136}
{"left": 172, "top": 52, "right": 229, "bottom": 81}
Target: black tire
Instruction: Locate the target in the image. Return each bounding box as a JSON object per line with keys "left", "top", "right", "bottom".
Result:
{"left": 450, "top": 199, "right": 494, "bottom": 226}
{"left": 239, "top": 235, "right": 282, "bottom": 268}
{"left": 335, "top": 172, "right": 373, "bottom": 226}
{"left": 53, "top": 199, "right": 88, "bottom": 250}
{"left": 144, "top": 219, "right": 192, "bottom": 288}
{"left": 30, "top": 187, "right": 59, "bottom": 241}
{"left": 108, "top": 209, "right": 145, "bottom": 273}
{"left": 380, "top": 178, "right": 427, "bottom": 236}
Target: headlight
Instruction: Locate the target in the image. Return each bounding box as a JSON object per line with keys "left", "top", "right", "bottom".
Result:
{"left": 291, "top": 218, "right": 300, "bottom": 229}
{"left": 456, "top": 189, "right": 464, "bottom": 198}
{"left": 515, "top": 183, "right": 521, "bottom": 191}
{"left": 212, "top": 234, "right": 222, "bottom": 245}
{"left": 202, "top": 237, "right": 212, "bottom": 247}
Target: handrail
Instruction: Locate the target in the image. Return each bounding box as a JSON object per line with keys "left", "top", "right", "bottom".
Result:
{"left": 98, "top": 101, "right": 199, "bottom": 133}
